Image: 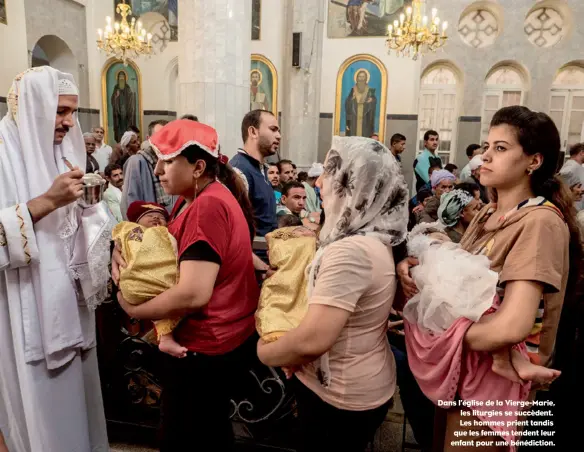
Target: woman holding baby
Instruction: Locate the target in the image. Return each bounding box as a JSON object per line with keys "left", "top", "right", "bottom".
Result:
{"left": 257, "top": 137, "right": 410, "bottom": 451}
{"left": 399, "top": 106, "right": 582, "bottom": 451}
{"left": 112, "top": 120, "right": 259, "bottom": 451}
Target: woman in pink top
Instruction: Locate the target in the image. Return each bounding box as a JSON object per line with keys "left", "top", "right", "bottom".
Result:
{"left": 258, "top": 136, "right": 409, "bottom": 452}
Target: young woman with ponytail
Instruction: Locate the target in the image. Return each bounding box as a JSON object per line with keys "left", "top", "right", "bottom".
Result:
{"left": 112, "top": 120, "right": 259, "bottom": 451}
{"left": 398, "top": 106, "right": 582, "bottom": 451}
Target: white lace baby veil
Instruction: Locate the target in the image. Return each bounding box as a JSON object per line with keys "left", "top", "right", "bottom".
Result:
{"left": 403, "top": 222, "right": 498, "bottom": 333}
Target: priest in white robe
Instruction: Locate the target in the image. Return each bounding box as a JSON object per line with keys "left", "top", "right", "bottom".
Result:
{"left": 0, "top": 67, "right": 111, "bottom": 451}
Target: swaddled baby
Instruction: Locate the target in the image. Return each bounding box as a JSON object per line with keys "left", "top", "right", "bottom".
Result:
{"left": 113, "top": 201, "right": 186, "bottom": 358}
{"left": 404, "top": 221, "right": 560, "bottom": 385}
{"left": 255, "top": 225, "right": 317, "bottom": 342}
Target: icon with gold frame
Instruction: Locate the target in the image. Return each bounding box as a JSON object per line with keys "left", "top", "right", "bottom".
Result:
{"left": 334, "top": 54, "right": 387, "bottom": 141}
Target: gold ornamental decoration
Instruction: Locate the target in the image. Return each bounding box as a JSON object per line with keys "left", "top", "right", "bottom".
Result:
{"left": 386, "top": 0, "right": 448, "bottom": 60}
{"left": 97, "top": 0, "right": 152, "bottom": 65}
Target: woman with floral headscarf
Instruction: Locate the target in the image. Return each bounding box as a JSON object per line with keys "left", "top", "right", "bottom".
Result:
{"left": 257, "top": 136, "right": 409, "bottom": 452}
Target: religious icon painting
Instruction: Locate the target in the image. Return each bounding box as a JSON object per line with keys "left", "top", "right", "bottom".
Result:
{"left": 0, "top": 0, "right": 7, "bottom": 25}
{"left": 252, "top": 0, "right": 261, "bottom": 40}
{"left": 327, "top": 0, "right": 412, "bottom": 38}
{"left": 101, "top": 58, "right": 143, "bottom": 146}
{"left": 250, "top": 54, "right": 278, "bottom": 116}
{"left": 335, "top": 54, "right": 387, "bottom": 141}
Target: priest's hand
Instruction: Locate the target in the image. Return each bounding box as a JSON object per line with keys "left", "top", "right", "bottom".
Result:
{"left": 111, "top": 240, "right": 127, "bottom": 285}
{"left": 27, "top": 168, "right": 84, "bottom": 223}
{"left": 45, "top": 168, "right": 84, "bottom": 209}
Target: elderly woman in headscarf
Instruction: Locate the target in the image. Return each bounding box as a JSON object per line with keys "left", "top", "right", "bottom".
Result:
{"left": 257, "top": 136, "right": 409, "bottom": 452}
{"left": 437, "top": 185, "right": 483, "bottom": 243}
{"left": 417, "top": 169, "right": 456, "bottom": 224}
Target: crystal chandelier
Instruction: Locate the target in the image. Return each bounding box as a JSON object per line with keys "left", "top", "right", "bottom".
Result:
{"left": 97, "top": 0, "right": 152, "bottom": 64}
{"left": 386, "top": 0, "right": 448, "bottom": 60}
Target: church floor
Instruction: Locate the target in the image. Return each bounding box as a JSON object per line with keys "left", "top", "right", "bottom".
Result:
{"left": 109, "top": 388, "right": 421, "bottom": 451}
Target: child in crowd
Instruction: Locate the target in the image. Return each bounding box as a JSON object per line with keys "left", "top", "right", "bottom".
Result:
{"left": 113, "top": 201, "right": 187, "bottom": 358}
{"left": 404, "top": 221, "right": 561, "bottom": 385}
{"left": 255, "top": 225, "right": 317, "bottom": 343}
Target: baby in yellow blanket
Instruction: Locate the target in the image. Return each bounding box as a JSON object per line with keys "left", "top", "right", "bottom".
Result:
{"left": 256, "top": 224, "right": 317, "bottom": 342}
{"left": 113, "top": 201, "right": 187, "bottom": 358}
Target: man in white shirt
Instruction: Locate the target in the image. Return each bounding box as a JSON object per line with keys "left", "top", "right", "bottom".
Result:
{"left": 104, "top": 163, "right": 124, "bottom": 222}
{"left": 92, "top": 125, "right": 113, "bottom": 172}
{"left": 559, "top": 142, "right": 584, "bottom": 211}
{"left": 459, "top": 143, "right": 482, "bottom": 182}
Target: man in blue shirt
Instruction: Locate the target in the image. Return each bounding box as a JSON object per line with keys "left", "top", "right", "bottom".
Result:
{"left": 414, "top": 129, "right": 442, "bottom": 192}
{"left": 230, "top": 110, "right": 281, "bottom": 264}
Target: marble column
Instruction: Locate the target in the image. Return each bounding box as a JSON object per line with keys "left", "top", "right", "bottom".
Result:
{"left": 178, "top": 0, "right": 251, "bottom": 156}
{"left": 280, "top": 0, "right": 325, "bottom": 168}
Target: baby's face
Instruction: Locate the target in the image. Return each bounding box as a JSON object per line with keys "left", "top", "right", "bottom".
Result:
{"left": 137, "top": 212, "right": 167, "bottom": 228}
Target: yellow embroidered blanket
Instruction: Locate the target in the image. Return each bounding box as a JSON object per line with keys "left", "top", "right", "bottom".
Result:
{"left": 255, "top": 227, "right": 317, "bottom": 342}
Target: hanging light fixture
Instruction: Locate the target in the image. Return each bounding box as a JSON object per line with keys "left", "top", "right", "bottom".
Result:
{"left": 96, "top": 0, "right": 152, "bottom": 65}
{"left": 386, "top": 0, "right": 448, "bottom": 60}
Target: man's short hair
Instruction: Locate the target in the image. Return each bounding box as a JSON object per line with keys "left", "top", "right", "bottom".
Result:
{"left": 268, "top": 162, "right": 279, "bottom": 168}
{"left": 181, "top": 114, "right": 199, "bottom": 121}
{"left": 281, "top": 180, "right": 304, "bottom": 197}
{"left": 423, "top": 130, "right": 439, "bottom": 141}
{"left": 444, "top": 163, "right": 458, "bottom": 173}
{"left": 104, "top": 163, "right": 122, "bottom": 178}
{"left": 92, "top": 126, "right": 104, "bottom": 132}
{"left": 241, "top": 110, "right": 275, "bottom": 143}
{"left": 455, "top": 181, "right": 480, "bottom": 197}
{"left": 569, "top": 142, "right": 584, "bottom": 156}
{"left": 391, "top": 133, "right": 406, "bottom": 145}
{"left": 83, "top": 132, "right": 96, "bottom": 139}
{"left": 128, "top": 125, "right": 141, "bottom": 135}
{"left": 277, "top": 159, "right": 293, "bottom": 173}
{"left": 466, "top": 143, "right": 482, "bottom": 158}
{"left": 147, "top": 120, "right": 168, "bottom": 137}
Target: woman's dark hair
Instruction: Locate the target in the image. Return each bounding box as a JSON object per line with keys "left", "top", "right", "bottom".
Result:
{"left": 491, "top": 106, "right": 583, "bottom": 373}
{"left": 455, "top": 181, "right": 480, "bottom": 197}
{"left": 444, "top": 163, "right": 458, "bottom": 174}
{"left": 182, "top": 145, "right": 255, "bottom": 241}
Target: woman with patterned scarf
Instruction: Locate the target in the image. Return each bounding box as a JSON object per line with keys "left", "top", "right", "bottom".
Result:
{"left": 437, "top": 186, "right": 483, "bottom": 243}
{"left": 257, "top": 136, "right": 409, "bottom": 452}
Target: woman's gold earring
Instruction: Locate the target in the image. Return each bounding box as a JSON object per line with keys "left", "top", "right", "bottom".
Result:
{"left": 194, "top": 178, "right": 199, "bottom": 200}
{"left": 527, "top": 168, "right": 534, "bottom": 176}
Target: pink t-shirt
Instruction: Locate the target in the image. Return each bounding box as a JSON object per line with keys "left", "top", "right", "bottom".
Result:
{"left": 297, "top": 235, "right": 397, "bottom": 411}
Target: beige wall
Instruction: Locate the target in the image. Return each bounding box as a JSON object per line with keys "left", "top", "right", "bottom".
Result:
{"left": 0, "top": 0, "right": 29, "bottom": 95}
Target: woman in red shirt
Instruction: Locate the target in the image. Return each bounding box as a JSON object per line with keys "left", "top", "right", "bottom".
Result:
{"left": 113, "top": 120, "right": 259, "bottom": 451}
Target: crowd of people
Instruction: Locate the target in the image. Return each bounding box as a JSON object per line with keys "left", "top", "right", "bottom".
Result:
{"left": 0, "top": 66, "right": 582, "bottom": 452}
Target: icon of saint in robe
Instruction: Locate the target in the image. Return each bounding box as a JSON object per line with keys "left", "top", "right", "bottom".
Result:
{"left": 344, "top": 69, "right": 377, "bottom": 138}
{"left": 111, "top": 71, "right": 136, "bottom": 143}
{"left": 250, "top": 69, "right": 270, "bottom": 111}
